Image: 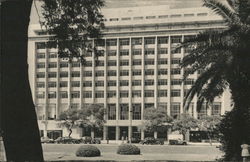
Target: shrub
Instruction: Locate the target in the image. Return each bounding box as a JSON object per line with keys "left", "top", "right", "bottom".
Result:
{"left": 75, "top": 145, "right": 101, "bottom": 157}
{"left": 117, "top": 144, "right": 140, "bottom": 155}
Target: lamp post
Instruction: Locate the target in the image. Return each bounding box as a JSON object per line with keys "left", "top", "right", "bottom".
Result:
{"left": 129, "top": 110, "right": 133, "bottom": 144}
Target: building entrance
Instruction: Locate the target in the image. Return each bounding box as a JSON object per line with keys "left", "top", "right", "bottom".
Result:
{"left": 108, "top": 127, "right": 116, "bottom": 140}
{"left": 47, "top": 130, "right": 62, "bottom": 140}
{"left": 120, "top": 127, "right": 128, "bottom": 140}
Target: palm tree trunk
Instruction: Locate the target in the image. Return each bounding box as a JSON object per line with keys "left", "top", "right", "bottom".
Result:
{"left": 1, "top": 0, "right": 44, "bottom": 161}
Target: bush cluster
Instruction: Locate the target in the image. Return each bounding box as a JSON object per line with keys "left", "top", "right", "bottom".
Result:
{"left": 117, "top": 144, "right": 141, "bottom": 155}
{"left": 75, "top": 145, "right": 101, "bottom": 157}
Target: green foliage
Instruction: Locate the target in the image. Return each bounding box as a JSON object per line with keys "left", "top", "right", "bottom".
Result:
{"left": 117, "top": 144, "right": 141, "bottom": 155}
{"left": 142, "top": 107, "right": 173, "bottom": 132}
{"left": 172, "top": 114, "right": 198, "bottom": 137}
{"left": 41, "top": 0, "right": 105, "bottom": 62}
{"left": 75, "top": 145, "right": 101, "bottom": 157}
{"left": 217, "top": 108, "right": 250, "bottom": 161}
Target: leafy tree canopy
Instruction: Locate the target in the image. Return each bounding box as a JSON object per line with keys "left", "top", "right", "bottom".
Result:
{"left": 172, "top": 114, "right": 198, "bottom": 136}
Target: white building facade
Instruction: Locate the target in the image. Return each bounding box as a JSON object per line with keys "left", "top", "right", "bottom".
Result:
{"left": 28, "top": 5, "right": 231, "bottom": 141}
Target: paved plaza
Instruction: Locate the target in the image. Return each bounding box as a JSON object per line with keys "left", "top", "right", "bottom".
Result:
{"left": 43, "top": 143, "right": 223, "bottom": 161}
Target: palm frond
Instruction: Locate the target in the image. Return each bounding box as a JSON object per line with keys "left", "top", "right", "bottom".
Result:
{"left": 226, "top": 0, "right": 239, "bottom": 12}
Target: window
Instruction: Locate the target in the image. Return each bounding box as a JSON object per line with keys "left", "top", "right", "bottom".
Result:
{"left": 60, "top": 62, "right": 68, "bottom": 68}
{"left": 85, "top": 61, "right": 92, "bottom": 67}
{"left": 184, "top": 13, "right": 194, "bottom": 17}
{"left": 59, "top": 81, "right": 68, "bottom": 87}
{"left": 83, "top": 71, "right": 92, "bottom": 77}
{"left": 71, "top": 103, "right": 79, "bottom": 109}
{"left": 158, "top": 69, "right": 168, "bottom": 75}
{"left": 107, "top": 50, "right": 116, "bottom": 56}
{"left": 145, "top": 59, "right": 154, "bottom": 65}
{"left": 145, "top": 80, "right": 154, "bottom": 86}
{"left": 197, "top": 13, "right": 208, "bottom": 16}
{"left": 145, "top": 69, "right": 154, "bottom": 75}
{"left": 110, "top": 18, "right": 119, "bottom": 21}
{"left": 48, "top": 92, "right": 56, "bottom": 98}
{"left": 120, "top": 104, "right": 129, "bottom": 120}
{"left": 71, "top": 91, "right": 80, "bottom": 98}
{"left": 158, "top": 48, "right": 168, "bottom": 54}
{"left": 36, "top": 91, "right": 45, "bottom": 98}
{"left": 95, "top": 39, "right": 104, "bottom": 47}
{"left": 120, "top": 39, "right": 129, "bottom": 46}
{"left": 48, "top": 82, "right": 57, "bottom": 88}
{"left": 171, "top": 89, "right": 181, "bottom": 97}
{"left": 107, "top": 80, "right": 116, "bottom": 86}
{"left": 158, "top": 37, "right": 168, "bottom": 44}
{"left": 158, "top": 59, "right": 168, "bottom": 65}
{"left": 133, "top": 17, "right": 143, "bottom": 20}
{"left": 158, "top": 90, "right": 168, "bottom": 97}
{"left": 158, "top": 79, "right": 168, "bottom": 85}
{"left": 107, "top": 60, "right": 117, "bottom": 66}
{"left": 83, "top": 91, "right": 92, "bottom": 98}
{"left": 170, "top": 103, "right": 180, "bottom": 118}
{"left": 120, "top": 50, "right": 129, "bottom": 56}
{"left": 120, "top": 91, "right": 129, "bottom": 98}
{"left": 95, "top": 71, "right": 104, "bottom": 77}
{"left": 120, "top": 70, "right": 129, "bottom": 76}
{"left": 132, "top": 60, "right": 141, "bottom": 66}
{"left": 171, "top": 47, "right": 181, "bottom": 54}
{"left": 132, "top": 80, "right": 141, "bottom": 86}
{"left": 132, "top": 70, "right": 141, "bottom": 76}
{"left": 106, "top": 39, "right": 117, "bottom": 46}
{"left": 37, "top": 53, "right": 45, "bottom": 59}
{"left": 132, "top": 104, "right": 141, "bottom": 120}
{"left": 107, "top": 91, "right": 116, "bottom": 98}
{"left": 120, "top": 80, "right": 129, "bottom": 86}
{"left": 71, "top": 71, "right": 80, "bottom": 77}
{"left": 171, "top": 58, "right": 181, "bottom": 64}
{"left": 108, "top": 104, "right": 116, "bottom": 120}
{"left": 95, "top": 91, "right": 104, "bottom": 98}
{"left": 159, "top": 102, "right": 168, "bottom": 110}
{"left": 158, "top": 15, "right": 168, "bottom": 19}
{"left": 171, "top": 68, "right": 181, "bottom": 75}
{"left": 37, "top": 63, "right": 45, "bottom": 69}
{"left": 132, "top": 49, "right": 142, "bottom": 55}
{"left": 36, "top": 42, "right": 46, "bottom": 49}
{"left": 37, "top": 82, "right": 45, "bottom": 88}
{"left": 171, "top": 79, "right": 182, "bottom": 85}
{"left": 83, "top": 81, "right": 92, "bottom": 87}
{"left": 121, "top": 17, "right": 131, "bottom": 21}
{"left": 212, "top": 102, "right": 221, "bottom": 115}
{"left": 132, "top": 91, "right": 141, "bottom": 97}
{"left": 108, "top": 70, "right": 117, "bottom": 76}
{"left": 60, "top": 72, "right": 68, "bottom": 78}
{"left": 170, "top": 14, "right": 182, "bottom": 18}
{"left": 145, "top": 90, "right": 154, "bottom": 97}
{"left": 184, "top": 89, "right": 190, "bottom": 97}
{"left": 184, "top": 68, "right": 195, "bottom": 75}
{"left": 48, "top": 62, "right": 57, "bottom": 68}
{"left": 71, "top": 81, "right": 80, "bottom": 87}
{"left": 120, "top": 60, "right": 129, "bottom": 66}
{"left": 198, "top": 104, "right": 208, "bottom": 119}
{"left": 144, "top": 48, "right": 155, "bottom": 55}
{"left": 49, "top": 52, "right": 57, "bottom": 58}
{"left": 145, "top": 37, "right": 155, "bottom": 44}
{"left": 72, "top": 62, "right": 80, "bottom": 67}
{"left": 48, "top": 72, "right": 57, "bottom": 78}
{"left": 145, "top": 103, "right": 154, "bottom": 109}
{"left": 184, "top": 79, "right": 194, "bottom": 85}
{"left": 60, "top": 91, "right": 68, "bottom": 98}
{"left": 146, "top": 16, "right": 156, "bottom": 19}
{"left": 171, "top": 36, "right": 182, "bottom": 43}
{"left": 131, "top": 38, "right": 142, "bottom": 45}
{"left": 95, "top": 81, "right": 104, "bottom": 87}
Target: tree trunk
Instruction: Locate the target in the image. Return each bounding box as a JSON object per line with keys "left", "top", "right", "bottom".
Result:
{"left": 68, "top": 129, "right": 72, "bottom": 137}
{"left": 1, "top": 0, "right": 44, "bottom": 161}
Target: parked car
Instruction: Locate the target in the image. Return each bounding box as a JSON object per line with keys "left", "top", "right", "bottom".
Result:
{"left": 81, "top": 136, "right": 101, "bottom": 144}
{"left": 169, "top": 139, "right": 187, "bottom": 145}
{"left": 140, "top": 137, "right": 164, "bottom": 145}
{"left": 41, "top": 137, "right": 54, "bottom": 144}
{"left": 55, "top": 137, "right": 81, "bottom": 144}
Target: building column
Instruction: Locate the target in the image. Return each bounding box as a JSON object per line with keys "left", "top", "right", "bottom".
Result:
{"left": 116, "top": 126, "right": 120, "bottom": 141}
{"left": 128, "top": 126, "right": 132, "bottom": 142}
{"left": 141, "top": 130, "right": 145, "bottom": 140}
{"left": 103, "top": 126, "right": 107, "bottom": 140}
{"left": 154, "top": 131, "right": 157, "bottom": 139}
{"left": 91, "top": 129, "right": 95, "bottom": 139}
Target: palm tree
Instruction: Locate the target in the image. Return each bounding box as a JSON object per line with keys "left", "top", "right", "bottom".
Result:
{"left": 180, "top": 0, "right": 250, "bottom": 160}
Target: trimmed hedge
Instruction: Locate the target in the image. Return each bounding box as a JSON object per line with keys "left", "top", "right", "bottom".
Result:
{"left": 117, "top": 144, "right": 141, "bottom": 155}
{"left": 75, "top": 145, "right": 101, "bottom": 157}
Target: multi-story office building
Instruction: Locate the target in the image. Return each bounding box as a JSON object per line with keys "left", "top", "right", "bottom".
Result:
{"left": 28, "top": 5, "right": 231, "bottom": 140}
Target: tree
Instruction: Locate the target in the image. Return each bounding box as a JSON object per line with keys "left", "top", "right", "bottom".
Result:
{"left": 172, "top": 114, "right": 198, "bottom": 141}
{"left": 142, "top": 107, "right": 173, "bottom": 134}
{"left": 58, "top": 104, "right": 105, "bottom": 137}
{"left": 197, "top": 115, "right": 221, "bottom": 145}
{"left": 1, "top": 0, "right": 104, "bottom": 161}
{"left": 180, "top": 0, "right": 250, "bottom": 160}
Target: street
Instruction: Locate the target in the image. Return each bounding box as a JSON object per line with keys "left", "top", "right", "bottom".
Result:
{"left": 43, "top": 143, "right": 223, "bottom": 161}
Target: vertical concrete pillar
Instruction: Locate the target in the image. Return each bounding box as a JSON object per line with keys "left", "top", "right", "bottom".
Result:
{"left": 141, "top": 130, "right": 145, "bottom": 140}
{"left": 116, "top": 126, "right": 120, "bottom": 141}
{"left": 128, "top": 126, "right": 132, "bottom": 143}
{"left": 154, "top": 131, "right": 157, "bottom": 139}
{"left": 103, "top": 126, "right": 107, "bottom": 140}
{"left": 91, "top": 129, "right": 95, "bottom": 138}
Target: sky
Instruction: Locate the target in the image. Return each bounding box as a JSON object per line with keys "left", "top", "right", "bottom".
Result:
{"left": 29, "top": 0, "right": 204, "bottom": 25}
